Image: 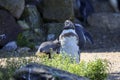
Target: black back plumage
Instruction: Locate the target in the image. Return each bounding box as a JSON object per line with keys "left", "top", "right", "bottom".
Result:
{"left": 74, "top": 24, "right": 93, "bottom": 49}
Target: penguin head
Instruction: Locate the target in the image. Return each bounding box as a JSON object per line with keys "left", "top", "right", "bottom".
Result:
{"left": 64, "top": 20, "right": 75, "bottom": 29}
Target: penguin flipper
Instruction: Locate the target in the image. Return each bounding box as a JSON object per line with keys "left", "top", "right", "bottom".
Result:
{"left": 84, "top": 31, "right": 94, "bottom": 44}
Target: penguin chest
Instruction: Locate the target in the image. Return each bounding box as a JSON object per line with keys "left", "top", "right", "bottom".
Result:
{"left": 60, "top": 36, "right": 79, "bottom": 56}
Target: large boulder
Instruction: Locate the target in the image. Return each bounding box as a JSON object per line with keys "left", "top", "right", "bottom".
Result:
{"left": 20, "top": 5, "right": 43, "bottom": 29}
{"left": 2, "top": 41, "right": 17, "bottom": 51}
{"left": 18, "top": 5, "right": 45, "bottom": 45}
{"left": 87, "top": 13, "right": 120, "bottom": 31}
{"left": 0, "top": 0, "right": 25, "bottom": 19}
{"left": 14, "top": 63, "right": 89, "bottom": 80}
{"left": 0, "top": 10, "right": 22, "bottom": 48}
{"left": 90, "top": 0, "right": 113, "bottom": 12}
{"left": 43, "top": 0, "right": 74, "bottom": 22}
{"left": 84, "top": 12, "right": 120, "bottom": 50}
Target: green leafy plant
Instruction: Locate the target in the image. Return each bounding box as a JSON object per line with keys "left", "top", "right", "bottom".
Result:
{"left": 17, "top": 33, "right": 35, "bottom": 49}
{"left": 0, "top": 54, "right": 109, "bottom": 80}
{"left": 84, "top": 59, "right": 109, "bottom": 80}
{"left": 40, "top": 54, "right": 109, "bottom": 80}
{"left": 17, "top": 33, "right": 29, "bottom": 47}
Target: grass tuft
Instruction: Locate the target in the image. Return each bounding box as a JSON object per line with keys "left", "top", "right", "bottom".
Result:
{"left": 0, "top": 53, "right": 109, "bottom": 80}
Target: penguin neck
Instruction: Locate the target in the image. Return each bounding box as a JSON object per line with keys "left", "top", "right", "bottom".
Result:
{"left": 62, "top": 29, "right": 76, "bottom": 35}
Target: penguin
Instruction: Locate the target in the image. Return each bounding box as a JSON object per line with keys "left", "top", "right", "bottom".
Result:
{"left": 59, "top": 20, "right": 80, "bottom": 63}
{"left": 73, "top": 0, "right": 94, "bottom": 23}
{"left": 109, "top": 0, "right": 120, "bottom": 12}
{"left": 36, "top": 39, "right": 60, "bottom": 58}
{"left": 74, "top": 23, "right": 94, "bottom": 49}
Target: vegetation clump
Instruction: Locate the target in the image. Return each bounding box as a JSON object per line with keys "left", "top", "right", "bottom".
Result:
{"left": 0, "top": 54, "right": 109, "bottom": 80}
{"left": 17, "top": 33, "right": 35, "bottom": 49}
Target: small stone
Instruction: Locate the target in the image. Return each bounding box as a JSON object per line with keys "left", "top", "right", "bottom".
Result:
{"left": 2, "top": 41, "right": 17, "bottom": 51}
{"left": 47, "top": 34, "right": 55, "bottom": 41}
{"left": 17, "top": 47, "right": 30, "bottom": 53}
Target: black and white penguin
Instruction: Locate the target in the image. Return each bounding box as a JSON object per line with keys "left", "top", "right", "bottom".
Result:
{"left": 73, "top": 0, "right": 94, "bottom": 23}
{"left": 59, "top": 20, "right": 80, "bottom": 63}
{"left": 109, "top": 0, "right": 120, "bottom": 12}
{"left": 36, "top": 39, "right": 60, "bottom": 58}
{"left": 74, "top": 23, "right": 93, "bottom": 49}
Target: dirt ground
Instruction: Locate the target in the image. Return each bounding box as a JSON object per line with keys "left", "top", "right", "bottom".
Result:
{"left": 81, "top": 26, "right": 120, "bottom": 80}
{"left": 81, "top": 52, "right": 120, "bottom": 80}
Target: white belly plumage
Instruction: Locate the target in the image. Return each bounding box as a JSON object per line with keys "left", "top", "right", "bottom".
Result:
{"left": 60, "top": 36, "right": 79, "bottom": 55}
{"left": 59, "top": 30, "right": 80, "bottom": 63}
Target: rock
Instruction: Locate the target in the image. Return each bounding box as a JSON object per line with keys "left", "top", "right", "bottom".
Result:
{"left": 0, "top": 10, "right": 22, "bottom": 48}
{"left": 36, "top": 0, "right": 43, "bottom": 15}
{"left": 17, "top": 47, "right": 31, "bottom": 53}
{"left": 34, "top": 28, "right": 44, "bottom": 36}
{"left": 2, "top": 41, "right": 17, "bottom": 51}
{"left": 22, "top": 30, "right": 46, "bottom": 45}
{"left": 21, "top": 5, "right": 43, "bottom": 29}
{"left": 47, "top": 34, "right": 55, "bottom": 41}
{"left": 109, "top": 0, "right": 120, "bottom": 12}
{"left": 44, "top": 23, "right": 64, "bottom": 40}
{"left": 0, "top": 0, "right": 25, "bottom": 19}
{"left": 35, "top": 45, "right": 39, "bottom": 50}
{"left": 19, "top": 5, "right": 45, "bottom": 44}
{"left": 25, "top": 0, "right": 42, "bottom": 5}
{"left": 19, "top": 5, "right": 45, "bottom": 45}
{"left": 14, "top": 63, "right": 89, "bottom": 80}
{"left": 88, "top": 13, "right": 120, "bottom": 31}
{"left": 17, "top": 20, "right": 30, "bottom": 30}
{"left": 90, "top": 0, "right": 113, "bottom": 12}
{"left": 43, "top": 0, "right": 74, "bottom": 22}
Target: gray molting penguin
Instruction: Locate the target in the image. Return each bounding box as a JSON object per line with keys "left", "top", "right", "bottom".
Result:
{"left": 74, "top": 23, "right": 93, "bottom": 49}
{"left": 109, "top": 0, "right": 120, "bottom": 12}
{"left": 59, "top": 20, "right": 80, "bottom": 63}
{"left": 73, "top": 0, "right": 94, "bottom": 23}
{"left": 36, "top": 39, "right": 60, "bottom": 58}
